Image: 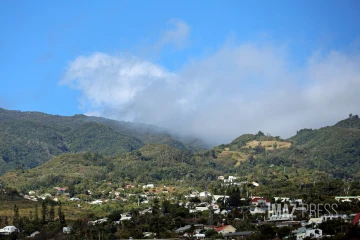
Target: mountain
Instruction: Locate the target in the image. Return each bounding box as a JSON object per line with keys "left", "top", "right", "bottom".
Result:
{"left": 1, "top": 114, "right": 360, "bottom": 197}
{"left": 0, "top": 108, "right": 206, "bottom": 175}
{"left": 218, "top": 115, "right": 360, "bottom": 180}
{"left": 0, "top": 144, "right": 234, "bottom": 191}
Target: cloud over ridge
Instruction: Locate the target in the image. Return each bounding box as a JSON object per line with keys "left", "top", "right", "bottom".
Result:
{"left": 60, "top": 23, "right": 360, "bottom": 145}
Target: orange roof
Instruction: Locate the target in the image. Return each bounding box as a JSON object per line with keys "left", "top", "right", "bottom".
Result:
{"left": 251, "top": 197, "right": 270, "bottom": 202}
{"left": 215, "top": 225, "right": 228, "bottom": 232}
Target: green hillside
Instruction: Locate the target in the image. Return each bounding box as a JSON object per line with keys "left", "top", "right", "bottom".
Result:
{"left": 218, "top": 115, "right": 360, "bottom": 180}
{"left": 0, "top": 108, "right": 204, "bottom": 175}
{"left": 0, "top": 144, "right": 234, "bottom": 191}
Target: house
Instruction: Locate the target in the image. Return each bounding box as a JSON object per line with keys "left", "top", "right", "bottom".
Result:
{"left": 250, "top": 197, "right": 271, "bottom": 207}
{"left": 63, "top": 226, "right": 72, "bottom": 234}
{"left": 224, "top": 176, "right": 237, "bottom": 183}
{"left": 89, "top": 200, "right": 103, "bottom": 205}
{"left": 322, "top": 214, "right": 348, "bottom": 222}
{"left": 305, "top": 228, "right": 322, "bottom": 238}
{"left": 0, "top": 226, "right": 17, "bottom": 235}
{"left": 274, "top": 197, "right": 290, "bottom": 202}
{"left": 199, "top": 191, "right": 212, "bottom": 199}
{"left": 175, "top": 225, "right": 192, "bottom": 233}
{"left": 29, "top": 231, "right": 40, "bottom": 237}
{"left": 57, "top": 187, "right": 67, "bottom": 195}
{"left": 268, "top": 213, "right": 294, "bottom": 221}
{"left": 308, "top": 217, "right": 323, "bottom": 224}
{"left": 293, "top": 227, "right": 322, "bottom": 240}
{"left": 213, "top": 195, "right": 229, "bottom": 202}
{"left": 189, "top": 206, "right": 209, "bottom": 213}
{"left": 250, "top": 207, "right": 266, "bottom": 214}
{"left": 335, "top": 196, "right": 360, "bottom": 202}
{"left": 215, "top": 225, "right": 237, "bottom": 234}
{"left": 120, "top": 214, "right": 132, "bottom": 221}
{"left": 142, "top": 184, "right": 154, "bottom": 189}
{"left": 89, "top": 218, "right": 108, "bottom": 225}
{"left": 293, "top": 227, "right": 306, "bottom": 240}
{"left": 223, "top": 231, "right": 255, "bottom": 239}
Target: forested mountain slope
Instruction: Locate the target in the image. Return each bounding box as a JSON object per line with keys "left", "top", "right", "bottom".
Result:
{"left": 0, "top": 108, "right": 204, "bottom": 175}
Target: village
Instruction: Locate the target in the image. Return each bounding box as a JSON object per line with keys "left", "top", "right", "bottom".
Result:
{"left": 1, "top": 175, "right": 360, "bottom": 239}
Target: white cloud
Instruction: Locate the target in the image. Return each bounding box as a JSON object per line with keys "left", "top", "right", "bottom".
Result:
{"left": 156, "top": 19, "right": 190, "bottom": 49}
{"left": 61, "top": 43, "right": 360, "bottom": 145}
{"left": 60, "top": 20, "right": 360, "bottom": 145}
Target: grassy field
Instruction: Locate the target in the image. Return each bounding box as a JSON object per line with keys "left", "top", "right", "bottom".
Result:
{"left": 0, "top": 194, "right": 103, "bottom": 225}
{"left": 217, "top": 148, "right": 249, "bottom": 166}
{"left": 244, "top": 140, "right": 291, "bottom": 150}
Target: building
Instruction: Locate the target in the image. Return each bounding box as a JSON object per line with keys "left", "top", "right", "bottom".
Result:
{"left": 335, "top": 196, "right": 360, "bottom": 202}
{"left": 223, "top": 231, "right": 255, "bottom": 239}
{"left": 215, "top": 225, "right": 237, "bottom": 234}
{"left": 293, "top": 227, "right": 322, "bottom": 240}
{"left": 250, "top": 197, "right": 271, "bottom": 207}
{"left": 250, "top": 207, "right": 266, "bottom": 215}
{"left": 0, "top": 226, "right": 17, "bottom": 235}
{"left": 63, "top": 226, "right": 72, "bottom": 234}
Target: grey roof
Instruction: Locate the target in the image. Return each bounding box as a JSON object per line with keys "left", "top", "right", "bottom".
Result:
{"left": 223, "top": 231, "right": 255, "bottom": 237}
{"left": 175, "top": 225, "right": 191, "bottom": 233}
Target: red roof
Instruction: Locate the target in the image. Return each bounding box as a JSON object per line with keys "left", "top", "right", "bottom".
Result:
{"left": 251, "top": 197, "right": 270, "bottom": 203}
{"left": 214, "top": 225, "right": 228, "bottom": 232}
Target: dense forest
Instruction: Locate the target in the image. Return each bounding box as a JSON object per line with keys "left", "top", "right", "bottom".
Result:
{"left": 0, "top": 108, "right": 206, "bottom": 175}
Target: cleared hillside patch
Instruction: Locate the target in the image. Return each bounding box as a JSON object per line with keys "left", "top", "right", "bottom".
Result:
{"left": 217, "top": 148, "right": 249, "bottom": 166}
{"left": 244, "top": 140, "right": 291, "bottom": 150}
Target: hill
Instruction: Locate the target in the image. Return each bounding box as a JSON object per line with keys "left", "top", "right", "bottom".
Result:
{"left": 0, "top": 144, "right": 235, "bottom": 191}
{"left": 215, "top": 115, "right": 360, "bottom": 180}
{"left": 0, "top": 108, "right": 205, "bottom": 175}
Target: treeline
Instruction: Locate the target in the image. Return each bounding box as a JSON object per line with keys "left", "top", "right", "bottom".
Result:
{"left": 0, "top": 200, "right": 67, "bottom": 239}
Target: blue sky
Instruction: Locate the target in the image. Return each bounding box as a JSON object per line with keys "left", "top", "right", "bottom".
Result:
{"left": 1, "top": 0, "right": 360, "bottom": 143}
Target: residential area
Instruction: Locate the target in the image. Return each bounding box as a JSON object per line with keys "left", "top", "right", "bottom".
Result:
{"left": 1, "top": 175, "right": 360, "bottom": 239}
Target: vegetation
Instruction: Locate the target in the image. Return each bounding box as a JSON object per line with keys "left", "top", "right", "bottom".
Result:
{"left": 0, "top": 108, "right": 205, "bottom": 175}
{"left": 1, "top": 110, "right": 360, "bottom": 239}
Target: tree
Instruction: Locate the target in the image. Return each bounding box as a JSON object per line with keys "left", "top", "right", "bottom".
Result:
{"left": 257, "top": 131, "right": 265, "bottom": 137}
{"left": 41, "top": 201, "right": 47, "bottom": 224}
{"left": 34, "top": 204, "right": 39, "bottom": 227}
{"left": 260, "top": 224, "right": 275, "bottom": 240}
{"left": 49, "top": 205, "right": 55, "bottom": 222}
{"left": 13, "top": 205, "right": 20, "bottom": 227}
{"left": 276, "top": 226, "right": 292, "bottom": 239}
{"left": 58, "top": 202, "right": 66, "bottom": 224}
{"left": 152, "top": 198, "right": 160, "bottom": 216}
{"left": 68, "top": 185, "right": 75, "bottom": 197}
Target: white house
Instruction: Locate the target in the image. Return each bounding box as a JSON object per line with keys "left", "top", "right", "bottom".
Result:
{"left": 294, "top": 227, "right": 322, "bottom": 240}
{"left": 305, "top": 228, "right": 322, "bottom": 238}
{"left": 63, "top": 226, "right": 72, "bottom": 234}
{"left": 250, "top": 207, "right": 266, "bottom": 214}
{"left": 199, "top": 191, "right": 212, "bottom": 198}
{"left": 120, "top": 214, "right": 132, "bottom": 221}
{"left": 213, "top": 195, "right": 229, "bottom": 202}
{"left": 218, "top": 176, "right": 225, "bottom": 180}
{"left": 29, "top": 231, "right": 40, "bottom": 237}
{"left": 142, "top": 184, "right": 154, "bottom": 189}
{"left": 250, "top": 197, "right": 271, "bottom": 207}
{"left": 0, "top": 226, "right": 17, "bottom": 235}
{"left": 89, "top": 200, "right": 102, "bottom": 205}
{"left": 308, "top": 218, "right": 323, "bottom": 224}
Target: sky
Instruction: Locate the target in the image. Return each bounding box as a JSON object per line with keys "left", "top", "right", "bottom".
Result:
{"left": 1, "top": 0, "right": 360, "bottom": 144}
